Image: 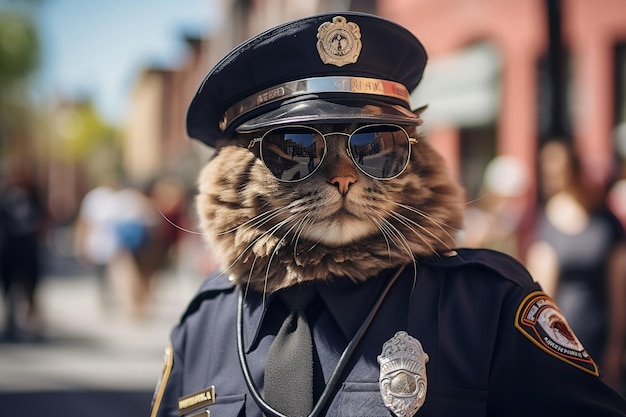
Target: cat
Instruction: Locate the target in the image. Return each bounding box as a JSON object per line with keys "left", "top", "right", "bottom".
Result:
{"left": 196, "top": 122, "right": 464, "bottom": 294}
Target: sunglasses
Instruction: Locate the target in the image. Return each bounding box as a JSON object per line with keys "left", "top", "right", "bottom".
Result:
{"left": 248, "top": 124, "right": 417, "bottom": 182}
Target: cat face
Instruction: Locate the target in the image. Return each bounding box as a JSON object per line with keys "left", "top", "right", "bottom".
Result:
{"left": 196, "top": 124, "right": 464, "bottom": 292}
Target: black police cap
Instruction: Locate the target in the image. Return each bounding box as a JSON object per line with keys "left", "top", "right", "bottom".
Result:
{"left": 186, "top": 12, "right": 427, "bottom": 147}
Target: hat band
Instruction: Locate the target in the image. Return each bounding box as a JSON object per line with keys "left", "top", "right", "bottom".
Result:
{"left": 219, "top": 76, "right": 411, "bottom": 132}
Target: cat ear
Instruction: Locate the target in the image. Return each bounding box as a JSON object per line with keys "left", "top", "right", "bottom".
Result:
{"left": 412, "top": 104, "right": 428, "bottom": 118}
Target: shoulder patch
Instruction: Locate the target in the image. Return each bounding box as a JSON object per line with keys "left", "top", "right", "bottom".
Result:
{"left": 515, "top": 291, "right": 598, "bottom": 376}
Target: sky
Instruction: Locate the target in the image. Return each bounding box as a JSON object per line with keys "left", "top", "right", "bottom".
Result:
{"left": 31, "top": 0, "right": 221, "bottom": 124}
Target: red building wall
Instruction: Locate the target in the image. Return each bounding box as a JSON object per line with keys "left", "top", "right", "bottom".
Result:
{"left": 378, "top": 0, "right": 626, "bottom": 191}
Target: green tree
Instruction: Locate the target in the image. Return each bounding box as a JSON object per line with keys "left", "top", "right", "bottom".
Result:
{"left": 0, "top": 7, "right": 40, "bottom": 156}
{"left": 0, "top": 9, "right": 39, "bottom": 82}
{"left": 53, "top": 99, "right": 121, "bottom": 163}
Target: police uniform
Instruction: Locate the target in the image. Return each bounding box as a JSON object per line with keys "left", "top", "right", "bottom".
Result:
{"left": 151, "top": 12, "right": 626, "bottom": 417}
{"left": 151, "top": 249, "right": 626, "bottom": 416}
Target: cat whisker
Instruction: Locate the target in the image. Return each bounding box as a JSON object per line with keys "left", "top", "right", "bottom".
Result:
{"left": 214, "top": 199, "right": 316, "bottom": 295}
{"left": 375, "top": 217, "right": 418, "bottom": 288}
{"left": 155, "top": 204, "right": 203, "bottom": 235}
{"left": 292, "top": 212, "right": 315, "bottom": 260}
{"left": 386, "top": 210, "right": 443, "bottom": 253}
{"left": 235, "top": 198, "right": 310, "bottom": 237}
{"left": 243, "top": 266, "right": 255, "bottom": 304}
{"left": 217, "top": 205, "right": 290, "bottom": 236}
{"left": 218, "top": 216, "right": 290, "bottom": 277}
{"left": 264, "top": 215, "right": 307, "bottom": 286}
{"left": 374, "top": 203, "right": 440, "bottom": 253}
{"left": 396, "top": 201, "right": 461, "bottom": 237}
{"left": 390, "top": 201, "right": 458, "bottom": 249}
{"left": 371, "top": 218, "right": 394, "bottom": 262}
{"left": 378, "top": 217, "right": 421, "bottom": 261}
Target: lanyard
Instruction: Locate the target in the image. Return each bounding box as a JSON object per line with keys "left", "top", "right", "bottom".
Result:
{"left": 236, "top": 265, "right": 407, "bottom": 417}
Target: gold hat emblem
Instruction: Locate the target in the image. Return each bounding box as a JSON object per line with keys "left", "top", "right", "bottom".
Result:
{"left": 316, "top": 16, "right": 362, "bottom": 67}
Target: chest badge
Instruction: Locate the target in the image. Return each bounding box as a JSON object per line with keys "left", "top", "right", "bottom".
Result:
{"left": 316, "top": 16, "right": 362, "bottom": 67}
{"left": 378, "top": 331, "right": 429, "bottom": 417}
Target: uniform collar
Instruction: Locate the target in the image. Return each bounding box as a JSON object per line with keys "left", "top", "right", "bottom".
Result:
{"left": 243, "top": 271, "right": 391, "bottom": 352}
{"left": 316, "top": 274, "right": 389, "bottom": 340}
{"left": 242, "top": 290, "right": 278, "bottom": 353}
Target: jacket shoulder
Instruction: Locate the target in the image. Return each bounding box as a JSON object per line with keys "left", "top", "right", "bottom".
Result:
{"left": 422, "top": 248, "right": 535, "bottom": 289}
{"left": 179, "top": 271, "right": 236, "bottom": 323}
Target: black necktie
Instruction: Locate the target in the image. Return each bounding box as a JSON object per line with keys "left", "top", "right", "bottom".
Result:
{"left": 264, "top": 284, "right": 317, "bottom": 417}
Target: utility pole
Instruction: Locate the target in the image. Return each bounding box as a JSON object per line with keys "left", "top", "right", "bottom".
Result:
{"left": 540, "top": 0, "right": 571, "bottom": 143}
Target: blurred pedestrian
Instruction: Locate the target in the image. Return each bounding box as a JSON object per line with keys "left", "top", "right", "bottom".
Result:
{"left": 462, "top": 155, "right": 530, "bottom": 259}
{"left": 148, "top": 176, "right": 186, "bottom": 270}
{"left": 110, "top": 184, "right": 159, "bottom": 318}
{"left": 75, "top": 182, "right": 122, "bottom": 309}
{"left": 0, "top": 164, "right": 46, "bottom": 341}
{"left": 526, "top": 140, "right": 626, "bottom": 390}
{"left": 608, "top": 178, "right": 626, "bottom": 231}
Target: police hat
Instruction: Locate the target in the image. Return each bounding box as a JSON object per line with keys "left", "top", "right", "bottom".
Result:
{"left": 186, "top": 12, "right": 427, "bottom": 147}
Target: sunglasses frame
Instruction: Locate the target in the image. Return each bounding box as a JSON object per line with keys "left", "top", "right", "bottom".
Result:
{"left": 248, "top": 124, "right": 418, "bottom": 182}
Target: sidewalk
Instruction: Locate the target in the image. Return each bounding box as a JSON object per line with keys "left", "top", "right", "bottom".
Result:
{"left": 0, "top": 269, "right": 202, "bottom": 416}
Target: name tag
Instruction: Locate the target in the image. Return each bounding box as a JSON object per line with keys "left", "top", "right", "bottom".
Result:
{"left": 178, "top": 386, "right": 215, "bottom": 415}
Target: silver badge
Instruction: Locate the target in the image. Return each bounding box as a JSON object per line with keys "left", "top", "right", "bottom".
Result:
{"left": 378, "top": 331, "right": 429, "bottom": 417}
{"left": 316, "top": 16, "right": 362, "bottom": 67}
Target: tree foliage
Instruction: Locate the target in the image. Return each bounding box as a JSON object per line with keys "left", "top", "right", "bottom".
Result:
{"left": 0, "top": 7, "right": 40, "bottom": 153}
{"left": 0, "top": 9, "right": 39, "bottom": 83}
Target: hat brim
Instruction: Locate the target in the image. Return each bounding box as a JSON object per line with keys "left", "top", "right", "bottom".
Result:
{"left": 235, "top": 98, "right": 422, "bottom": 134}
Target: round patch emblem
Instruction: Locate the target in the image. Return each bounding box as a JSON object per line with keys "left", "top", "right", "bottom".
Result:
{"left": 316, "top": 16, "right": 362, "bottom": 67}
{"left": 515, "top": 292, "right": 598, "bottom": 376}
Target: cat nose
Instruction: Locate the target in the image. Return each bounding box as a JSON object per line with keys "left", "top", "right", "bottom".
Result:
{"left": 329, "top": 175, "right": 357, "bottom": 195}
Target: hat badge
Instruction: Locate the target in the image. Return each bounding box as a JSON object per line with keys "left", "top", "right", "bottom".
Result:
{"left": 378, "top": 331, "right": 429, "bottom": 417}
{"left": 316, "top": 16, "right": 362, "bottom": 67}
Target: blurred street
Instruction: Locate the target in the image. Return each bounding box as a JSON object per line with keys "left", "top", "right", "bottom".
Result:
{"left": 0, "top": 262, "right": 202, "bottom": 417}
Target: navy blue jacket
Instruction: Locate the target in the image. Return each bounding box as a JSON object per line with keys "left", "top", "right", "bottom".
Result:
{"left": 151, "top": 249, "right": 626, "bottom": 416}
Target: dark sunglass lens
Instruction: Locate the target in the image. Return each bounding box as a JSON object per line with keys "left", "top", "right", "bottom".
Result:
{"left": 261, "top": 127, "right": 324, "bottom": 181}
{"left": 350, "top": 125, "right": 410, "bottom": 179}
